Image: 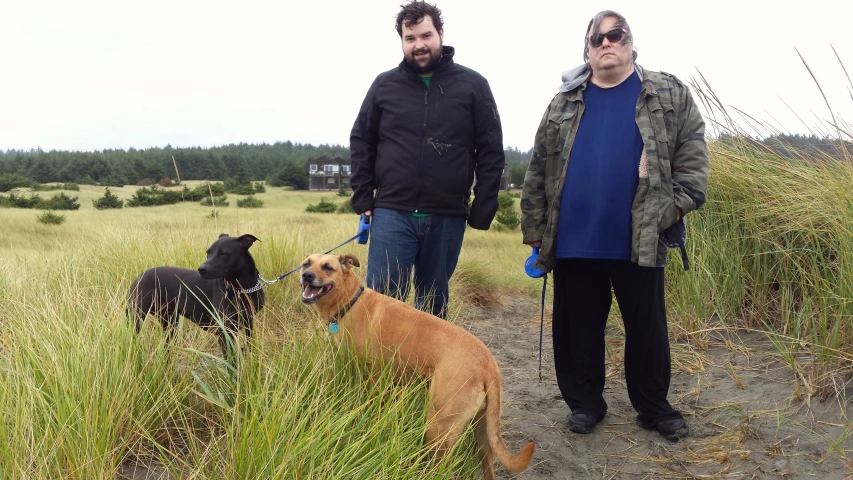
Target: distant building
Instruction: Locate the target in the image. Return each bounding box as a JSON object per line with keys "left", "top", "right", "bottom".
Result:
{"left": 500, "top": 165, "right": 511, "bottom": 191}
{"left": 474, "top": 165, "right": 512, "bottom": 192}
{"left": 308, "top": 156, "right": 351, "bottom": 191}
{"left": 312, "top": 158, "right": 511, "bottom": 193}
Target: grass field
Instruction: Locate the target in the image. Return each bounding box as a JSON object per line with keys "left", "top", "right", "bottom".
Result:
{"left": 0, "top": 185, "right": 529, "bottom": 479}
{"left": 2, "top": 148, "right": 852, "bottom": 479}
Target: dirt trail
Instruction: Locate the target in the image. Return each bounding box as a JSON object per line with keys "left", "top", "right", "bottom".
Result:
{"left": 462, "top": 296, "right": 852, "bottom": 479}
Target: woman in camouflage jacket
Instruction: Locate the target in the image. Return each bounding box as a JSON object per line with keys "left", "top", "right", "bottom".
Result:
{"left": 520, "top": 10, "right": 709, "bottom": 441}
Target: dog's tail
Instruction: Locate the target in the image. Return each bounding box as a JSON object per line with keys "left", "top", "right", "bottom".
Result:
{"left": 483, "top": 379, "right": 535, "bottom": 473}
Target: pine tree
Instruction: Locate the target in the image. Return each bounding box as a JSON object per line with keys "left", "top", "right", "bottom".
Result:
{"left": 93, "top": 188, "right": 124, "bottom": 209}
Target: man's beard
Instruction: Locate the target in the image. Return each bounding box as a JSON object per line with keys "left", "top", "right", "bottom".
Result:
{"left": 404, "top": 45, "right": 443, "bottom": 74}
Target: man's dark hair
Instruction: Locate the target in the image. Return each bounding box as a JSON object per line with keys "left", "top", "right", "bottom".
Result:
{"left": 395, "top": 1, "right": 443, "bottom": 37}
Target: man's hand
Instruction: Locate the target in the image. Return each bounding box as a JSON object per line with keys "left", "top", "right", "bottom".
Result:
{"left": 526, "top": 241, "right": 541, "bottom": 248}
{"left": 364, "top": 210, "right": 372, "bottom": 217}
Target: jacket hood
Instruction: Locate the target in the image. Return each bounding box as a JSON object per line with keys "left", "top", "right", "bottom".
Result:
{"left": 559, "top": 63, "right": 646, "bottom": 92}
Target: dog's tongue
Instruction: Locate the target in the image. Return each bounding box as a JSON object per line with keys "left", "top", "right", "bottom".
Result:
{"left": 302, "top": 284, "right": 323, "bottom": 299}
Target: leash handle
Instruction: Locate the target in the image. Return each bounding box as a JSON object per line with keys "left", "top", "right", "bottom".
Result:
{"left": 357, "top": 215, "right": 371, "bottom": 245}
{"left": 525, "top": 245, "right": 546, "bottom": 279}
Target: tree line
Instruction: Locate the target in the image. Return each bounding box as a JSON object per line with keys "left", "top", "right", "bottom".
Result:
{"left": 0, "top": 142, "right": 536, "bottom": 192}
{"left": 3, "top": 133, "right": 847, "bottom": 194}
{"left": 0, "top": 142, "right": 349, "bottom": 191}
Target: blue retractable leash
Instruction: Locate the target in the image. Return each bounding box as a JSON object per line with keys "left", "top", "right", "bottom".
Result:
{"left": 524, "top": 246, "right": 547, "bottom": 382}
{"left": 357, "top": 214, "right": 370, "bottom": 245}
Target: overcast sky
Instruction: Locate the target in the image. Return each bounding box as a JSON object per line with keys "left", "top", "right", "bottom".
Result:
{"left": 1, "top": 0, "right": 851, "bottom": 153}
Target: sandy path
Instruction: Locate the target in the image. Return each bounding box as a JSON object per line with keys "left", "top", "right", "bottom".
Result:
{"left": 463, "top": 295, "right": 852, "bottom": 479}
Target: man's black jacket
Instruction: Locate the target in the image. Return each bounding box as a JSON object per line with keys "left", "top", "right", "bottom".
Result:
{"left": 349, "top": 46, "right": 505, "bottom": 230}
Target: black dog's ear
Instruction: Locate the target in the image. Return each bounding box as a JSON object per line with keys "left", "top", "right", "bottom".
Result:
{"left": 219, "top": 233, "right": 229, "bottom": 238}
{"left": 338, "top": 253, "right": 360, "bottom": 271}
{"left": 238, "top": 234, "right": 260, "bottom": 249}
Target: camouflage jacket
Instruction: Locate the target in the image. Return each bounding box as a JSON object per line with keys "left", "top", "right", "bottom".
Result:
{"left": 520, "top": 64, "right": 709, "bottom": 272}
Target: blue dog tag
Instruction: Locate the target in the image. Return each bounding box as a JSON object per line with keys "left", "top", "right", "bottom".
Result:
{"left": 329, "top": 322, "right": 339, "bottom": 334}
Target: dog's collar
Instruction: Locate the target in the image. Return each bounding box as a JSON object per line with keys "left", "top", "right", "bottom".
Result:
{"left": 224, "top": 277, "right": 264, "bottom": 295}
{"left": 329, "top": 285, "right": 364, "bottom": 333}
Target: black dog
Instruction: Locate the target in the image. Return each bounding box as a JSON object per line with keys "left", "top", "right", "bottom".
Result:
{"left": 128, "top": 233, "right": 265, "bottom": 359}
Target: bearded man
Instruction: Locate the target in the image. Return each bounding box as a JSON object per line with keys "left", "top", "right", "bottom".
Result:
{"left": 350, "top": 0, "right": 505, "bottom": 319}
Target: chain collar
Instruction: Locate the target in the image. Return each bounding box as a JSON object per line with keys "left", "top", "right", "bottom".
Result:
{"left": 224, "top": 277, "right": 265, "bottom": 295}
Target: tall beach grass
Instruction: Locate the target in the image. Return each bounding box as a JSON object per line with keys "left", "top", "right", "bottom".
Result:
{"left": 3, "top": 104, "right": 853, "bottom": 478}
{"left": 0, "top": 189, "right": 495, "bottom": 479}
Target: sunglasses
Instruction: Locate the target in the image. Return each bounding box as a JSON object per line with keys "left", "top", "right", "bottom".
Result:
{"left": 587, "top": 28, "right": 626, "bottom": 48}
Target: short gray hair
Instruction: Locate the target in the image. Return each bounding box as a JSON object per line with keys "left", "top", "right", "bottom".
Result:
{"left": 583, "top": 10, "right": 638, "bottom": 63}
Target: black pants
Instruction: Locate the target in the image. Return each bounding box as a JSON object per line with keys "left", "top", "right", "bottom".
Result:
{"left": 552, "top": 258, "right": 683, "bottom": 424}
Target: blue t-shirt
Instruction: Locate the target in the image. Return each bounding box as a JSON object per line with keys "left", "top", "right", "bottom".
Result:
{"left": 556, "top": 71, "right": 643, "bottom": 260}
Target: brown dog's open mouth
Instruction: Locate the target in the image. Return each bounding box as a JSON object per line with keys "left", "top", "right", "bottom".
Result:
{"left": 301, "top": 283, "right": 333, "bottom": 304}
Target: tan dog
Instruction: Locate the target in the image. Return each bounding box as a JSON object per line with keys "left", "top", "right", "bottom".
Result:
{"left": 300, "top": 253, "right": 534, "bottom": 480}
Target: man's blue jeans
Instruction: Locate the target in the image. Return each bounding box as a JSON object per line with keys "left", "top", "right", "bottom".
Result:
{"left": 366, "top": 208, "right": 466, "bottom": 318}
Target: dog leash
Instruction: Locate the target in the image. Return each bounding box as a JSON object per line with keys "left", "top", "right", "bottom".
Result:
{"left": 537, "top": 274, "right": 547, "bottom": 383}
{"left": 524, "top": 246, "right": 548, "bottom": 383}
{"left": 247, "top": 215, "right": 371, "bottom": 293}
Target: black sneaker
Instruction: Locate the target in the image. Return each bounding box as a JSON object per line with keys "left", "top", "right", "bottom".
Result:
{"left": 637, "top": 416, "right": 688, "bottom": 441}
{"left": 568, "top": 413, "right": 600, "bottom": 434}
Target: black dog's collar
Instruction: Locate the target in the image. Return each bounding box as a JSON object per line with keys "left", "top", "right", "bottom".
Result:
{"left": 224, "top": 277, "right": 264, "bottom": 295}
{"left": 329, "top": 285, "right": 364, "bottom": 333}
